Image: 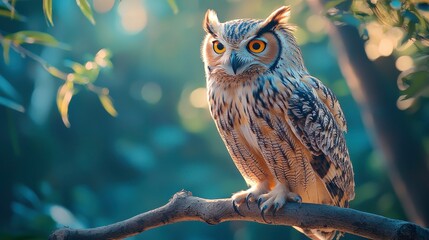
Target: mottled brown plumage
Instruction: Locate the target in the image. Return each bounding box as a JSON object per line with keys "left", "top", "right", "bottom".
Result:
{"left": 201, "top": 6, "right": 355, "bottom": 240}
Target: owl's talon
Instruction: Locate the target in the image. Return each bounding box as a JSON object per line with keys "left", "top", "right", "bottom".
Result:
{"left": 260, "top": 205, "right": 271, "bottom": 224}
{"left": 232, "top": 200, "right": 244, "bottom": 217}
{"left": 231, "top": 182, "right": 269, "bottom": 212}
{"left": 245, "top": 193, "right": 253, "bottom": 210}
{"left": 257, "top": 197, "right": 264, "bottom": 209}
{"left": 294, "top": 195, "right": 302, "bottom": 203}
{"left": 273, "top": 202, "right": 280, "bottom": 216}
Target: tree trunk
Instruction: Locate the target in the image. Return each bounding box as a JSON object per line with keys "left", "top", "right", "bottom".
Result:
{"left": 307, "top": 0, "right": 429, "bottom": 226}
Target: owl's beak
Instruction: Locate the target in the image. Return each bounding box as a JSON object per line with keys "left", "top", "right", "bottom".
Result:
{"left": 230, "top": 52, "right": 243, "bottom": 75}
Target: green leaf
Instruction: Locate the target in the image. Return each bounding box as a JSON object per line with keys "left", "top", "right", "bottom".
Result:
{"left": 0, "top": 96, "right": 25, "bottom": 112}
{"left": 94, "top": 48, "right": 113, "bottom": 68}
{"left": 43, "top": 0, "right": 53, "bottom": 26}
{"left": 1, "top": 39, "right": 11, "bottom": 64}
{"left": 0, "top": 74, "right": 20, "bottom": 100}
{"left": 416, "top": 3, "right": 429, "bottom": 11}
{"left": 11, "top": 0, "right": 17, "bottom": 18}
{"left": 99, "top": 94, "right": 118, "bottom": 117}
{"left": 400, "top": 70, "right": 429, "bottom": 99}
{"left": 167, "top": 0, "right": 179, "bottom": 14}
{"left": 0, "top": 8, "right": 23, "bottom": 20}
{"left": 401, "top": 23, "right": 416, "bottom": 45}
{"left": 324, "top": 0, "right": 345, "bottom": 10}
{"left": 65, "top": 61, "right": 86, "bottom": 74}
{"left": 45, "top": 65, "right": 67, "bottom": 80}
{"left": 342, "top": 14, "right": 361, "bottom": 27}
{"left": 5, "top": 31, "right": 61, "bottom": 47}
{"left": 56, "top": 82, "right": 75, "bottom": 127}
{"left": 67, "top": 73, "right": 91, "bottom": 84}
{"left": 403, "top": 10, "right": 419, "bottom": 24}
{"left": 76, "top": 0, "right": 95, "bottom": 25}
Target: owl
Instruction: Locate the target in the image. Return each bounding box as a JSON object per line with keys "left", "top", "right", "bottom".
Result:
{"left": 201, "top": 6, "right": 355, "bottom": 240}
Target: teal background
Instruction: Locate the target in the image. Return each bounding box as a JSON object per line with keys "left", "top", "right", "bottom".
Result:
{"left": 0, "top": 0, "right": 411, "bottom": 239}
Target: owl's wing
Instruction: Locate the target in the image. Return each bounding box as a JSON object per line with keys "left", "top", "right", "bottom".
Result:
{"left": 302, "top": 76, "right": 347, "bottom": 132}
{"left": 286, "top": 76, "right": 355, "bottom": 207}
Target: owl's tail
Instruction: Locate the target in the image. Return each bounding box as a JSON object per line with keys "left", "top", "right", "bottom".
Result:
{"left": 294, "top": 226, "right": 338, "bottom": 240}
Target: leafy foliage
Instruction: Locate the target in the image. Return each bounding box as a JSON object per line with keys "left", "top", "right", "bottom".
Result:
{"left": 42, "top": 0, "right": 53, "bottom": 26}
{"left": 56, "top": 49, "right": 115, "bottom": 127}
{"left": 75, "top": 0, "right": 95, "bottom": 25}
{"left": 0, "top": 1, "right": 421, "bottom": 240}
{"left": 0, "top": 5, "right": 23, "bottom": 20}
{"left": 326, "top": 0, "right": 429, "bottom": 109}
{"left": 0, "top": 0, "right": 115, "bottom": 126}
{"left": 0, "top": 74, "right": 24, "bottom": 112}
{"left": 168, "top": 0, "right": 179, "bottom": 15}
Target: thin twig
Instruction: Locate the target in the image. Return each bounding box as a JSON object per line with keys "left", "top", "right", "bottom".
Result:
{"left": 48, "top": 190, "right": 429, "bottom": 240}
{"left": 0, "top": 33, "right": 67, "bottom": 80}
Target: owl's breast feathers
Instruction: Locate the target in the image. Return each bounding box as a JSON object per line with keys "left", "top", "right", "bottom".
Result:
{"left": 208, "top": 73, "right": 354, "bottom": 207}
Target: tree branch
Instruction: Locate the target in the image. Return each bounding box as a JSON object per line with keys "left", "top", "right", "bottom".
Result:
{"left": 48, "top": 190, "right": 429, "bottom": 240}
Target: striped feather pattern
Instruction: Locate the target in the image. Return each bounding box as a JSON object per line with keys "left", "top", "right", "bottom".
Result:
{"left": 202, "top": 6, "right": 355, "bottom": 240}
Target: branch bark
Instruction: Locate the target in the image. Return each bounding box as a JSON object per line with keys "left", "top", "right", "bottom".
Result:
{"left": 48, "top": 190, "right": 429, "bottom": 240}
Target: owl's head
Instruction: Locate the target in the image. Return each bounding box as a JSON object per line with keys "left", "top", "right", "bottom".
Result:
{"left": 202, "top": 6, "right": 304, "bottom": 82}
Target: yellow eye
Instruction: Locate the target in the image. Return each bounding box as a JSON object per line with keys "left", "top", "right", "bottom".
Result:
{"left": 213, "top": 40, "right": 226, "bottom": 54}
{"left": 248, "top": 39, "right": 266, "bottom": 53}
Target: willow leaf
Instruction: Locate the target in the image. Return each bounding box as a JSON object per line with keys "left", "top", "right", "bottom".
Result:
{"left": 0, "top": 96, "right": 25, "bottom": 112}
{"left": 99, "top": 94, "right": 118, "bottom": 117}
{"left": 167, "top": 0, "right": 179, "bottom": 14}
{"left": 1, "top": 39, "right": 10, "bottom": 64}
{"left": 43, "top": 0, "right": 53, "bottom": 26}
{"left": 76, "top": 0, "right": 95, "bottom": 25}
{"left": 57, "top": 82, "right": 74, "bottom": 127}
{"left": 5, "top": 31, "right": 61, "bottom": 47}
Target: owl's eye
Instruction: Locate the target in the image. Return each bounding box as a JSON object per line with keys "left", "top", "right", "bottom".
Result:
{"left": 213, "top": 40, "right": 226, "bottom": 54}
{"left": 247, "top": 39, "right": 266, "bottom": 53}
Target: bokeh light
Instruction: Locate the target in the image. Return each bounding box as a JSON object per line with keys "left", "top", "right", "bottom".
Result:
{"left": 306, "top": 15, "right": 327, "bottom": 33}
{"left": 294, "top": 27, "right": 308, "bottom": 45}
{"left": 85, "top": 61, "right": 96, "bottom": 70}
{"left": 189, "top": 87, "right": 208, "bottom": 109}
{"left": 178, "top": 87, "right": 210, "bottom": 133}
{"left": 118, "top": 0, "right": 147, "bottom": 34}
{"left": 364, "top": 22, "right": 407, "bottom": 60}
{"left": 397, "top": 95, "right": 415, "bottom": 110}
{"left": 2, "top": 1, "right": 420, "bottom": 239}
{"left": 93, "top": 0, "right": 115, "bottom": 13}
{"left": 49, "top": 205, "right": 83, "bottom": 228}
{"left": 365, "top": 42, "right": 380, "bottom": 60}
{"left": 395, "top": 55, "right": 414, "bottom": 71}
{"left": 141, "top": 82, "right": 162, "bottom": 104}
{"left": 378, "top": 38, "right": 394, "bottom": 56}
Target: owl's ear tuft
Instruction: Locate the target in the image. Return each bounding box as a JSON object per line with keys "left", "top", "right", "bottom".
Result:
{"left": 203, "top": 9, "right": 220, "bottom": 37}
{"left": 257, "top": 6, "right": 291, "bottom": 35}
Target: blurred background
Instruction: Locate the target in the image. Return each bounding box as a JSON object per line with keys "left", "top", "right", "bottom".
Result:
{"left": 1, "top": 0, "right": 428, "bottom": 239}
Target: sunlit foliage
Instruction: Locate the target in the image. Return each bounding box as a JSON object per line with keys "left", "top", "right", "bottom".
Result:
{"left": 327, "top": 0, "right": 429, "bottom": 110}
{"left": 1, "top": 1, "right": 423, "bottom": 240}
{"left": 0, "top": 0, "right": 115, "bottom": 127}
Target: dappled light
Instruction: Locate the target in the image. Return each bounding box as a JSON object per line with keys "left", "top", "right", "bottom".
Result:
{"left": 306, "top": 14, "right": 327, "bottom": 33}
{"left": 189, "top": 87, "right": 208, "bottom": 109}
{"left": 49, "top": 205, "right": 83, "bottom": 229}
{"left": 141, "top": 82, "right": 162, "bottom": 104}
{"left": 178, "top": 87, "right": 211, "bottom": 133}
{"left": 364, "top": 22, "right": 405, "bottom": 60}
{"left": 118, "top": 0, "right": 147, "bottom": 34}
{"left": 1, "top": 0, "right": 428, "bottom": 239}
{"left": 395, "top": 55, "right": 414, "bottom": 71}
{"left": 93, "top": 0, "right": 115, "bottom": 13}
